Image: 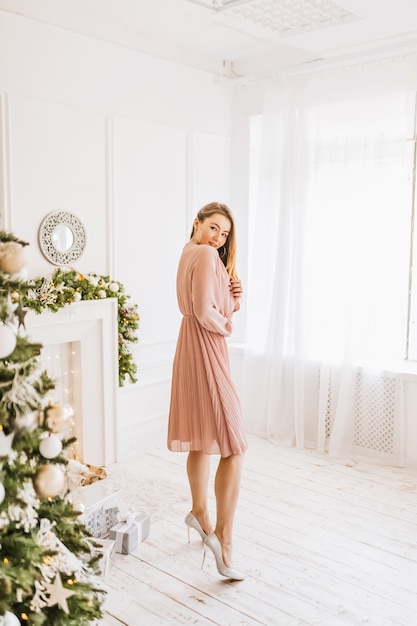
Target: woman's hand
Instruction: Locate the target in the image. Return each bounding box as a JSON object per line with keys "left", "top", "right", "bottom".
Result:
{"left": 230, "top": 279, "right": 243, "bottom": 311}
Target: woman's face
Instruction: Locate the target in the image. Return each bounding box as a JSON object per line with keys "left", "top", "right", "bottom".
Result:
{"left": 194, "top": 213, "right": 231, "bottom": 249}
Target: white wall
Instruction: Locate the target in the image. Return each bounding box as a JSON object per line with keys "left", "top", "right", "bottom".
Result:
{"left": 2, "top": 94, "right": 108, "bottom": 276}
{"left": 0, "top": 10, "right": 233, "bottom": 458}
{"left": 0, "top": 11, "right": 231, "bottom": 132}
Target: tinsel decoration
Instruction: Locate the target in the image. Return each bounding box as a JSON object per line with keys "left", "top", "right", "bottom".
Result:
{"left": 0, "top": 430, "right": 15, "bottom": 457}
{"left": 14, "top": 410, "right": 39, "bottom": 431}
{"left": 0, "top": 359, "right": 48, "bottom": 421}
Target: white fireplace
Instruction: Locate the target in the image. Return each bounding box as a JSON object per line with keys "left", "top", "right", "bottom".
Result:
{"left": 25, "top": 299, "right": 119, "bottom": 466}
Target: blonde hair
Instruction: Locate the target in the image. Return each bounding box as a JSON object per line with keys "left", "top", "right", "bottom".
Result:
{"left": 190, "top": 202, "right": 238, "bottom": 279}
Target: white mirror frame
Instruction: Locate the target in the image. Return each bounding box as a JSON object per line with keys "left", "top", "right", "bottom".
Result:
{"left": 39, "top": 211, "right": 86, "bottom": 265}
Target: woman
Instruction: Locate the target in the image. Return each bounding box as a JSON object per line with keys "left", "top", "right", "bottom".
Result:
{"left": 167, "top": 201, "right": 247, "bottom": 581}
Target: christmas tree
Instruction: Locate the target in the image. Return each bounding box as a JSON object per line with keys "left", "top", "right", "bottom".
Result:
{"left": 0, "top": 232, "right": 105, "bottom": 625}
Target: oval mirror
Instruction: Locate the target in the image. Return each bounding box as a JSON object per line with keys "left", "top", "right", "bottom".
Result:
{"left": 52, "top": 224, "right": 74, "bottom": 253}
{"left": 39, "top": 211, "right": 86, "bottom": 266}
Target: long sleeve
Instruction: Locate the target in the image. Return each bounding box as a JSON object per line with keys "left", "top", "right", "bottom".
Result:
{"left": 191, "top": 245, "right": 233, "bottom": 336}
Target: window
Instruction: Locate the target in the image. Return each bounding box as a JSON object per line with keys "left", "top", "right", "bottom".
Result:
{"left": 247, "top": 91, "right": 416, "bottom": 369}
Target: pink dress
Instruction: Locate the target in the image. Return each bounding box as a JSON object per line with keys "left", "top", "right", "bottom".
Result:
{"left": 167, "top": 241, "right": 247, "bottom": 457}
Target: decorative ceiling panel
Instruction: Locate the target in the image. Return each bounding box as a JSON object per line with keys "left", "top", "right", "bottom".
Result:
{"left": 187, "top": 0, "right": 361, "bottom": 37}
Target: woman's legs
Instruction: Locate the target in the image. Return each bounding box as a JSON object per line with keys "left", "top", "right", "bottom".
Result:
{"left": 214, "top": 454, "right": 244, "bottom": 567}
{"left": 186, "top": 451, "right": 212, "bottom": 535}
{"left": 187, "top": 451, "right": 244, "bottom": 567}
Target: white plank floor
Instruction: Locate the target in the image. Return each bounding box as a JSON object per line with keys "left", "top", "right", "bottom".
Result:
{"left": 98, "top": 434, "right": 417, "bottom": 626}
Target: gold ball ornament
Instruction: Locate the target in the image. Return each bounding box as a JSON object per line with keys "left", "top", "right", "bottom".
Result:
{"left": 0, "top": 241, "right": 26, "bottom": 274}
{"left": 0, "top": 324, "right": 17, "bottom": 359}
{"left": 45, "top": 403, "right": 74, "bottom": 432}
{"left": 33, "top": 464, "right": 66, "bottom": 498}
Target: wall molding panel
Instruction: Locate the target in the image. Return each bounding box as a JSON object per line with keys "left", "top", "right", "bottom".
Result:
{"left": 0, "top": 12, "right": 235, "bottom": 462}
{"left": 0, "top": 93, "right": 11, "bottom": 231}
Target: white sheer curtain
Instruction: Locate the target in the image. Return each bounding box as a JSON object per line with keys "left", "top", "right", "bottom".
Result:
{"left": 243, "top": 59, "right": 417, "bottom": 465}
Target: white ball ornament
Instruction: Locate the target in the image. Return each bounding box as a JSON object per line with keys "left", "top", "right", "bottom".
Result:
{"left": 72, "top": 500, "right": 85, "bottom": 514}
{"left": 73, "top": 291, "right": 82, "bottom": 302}
{"left": 109, "top": 282, "right": 119, "bottom": 293}
{"left": 2, "top": 612, "right": 21, "bottom": 626}
{"left": 0, "top": 324, "right": 17, "bottom": 359}
{"left": 33, "top": 464, "right": 66, "bottom": 498}
{"left": 39, "top": 434, "right": 63, "bottom": 459}
{"left": 0, "top": 481, "right": 5, "bottom": 504}
{"left": 97, "top": 289, "right": 106, "bottom": 299}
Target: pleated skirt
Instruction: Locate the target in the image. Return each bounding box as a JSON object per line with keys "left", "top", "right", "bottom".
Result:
{"left": 167, "top": 316, "right": 247, "bottom": 457}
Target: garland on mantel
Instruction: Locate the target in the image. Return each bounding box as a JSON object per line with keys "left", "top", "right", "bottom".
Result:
{"left": 22, "top": 268, "right": 139, "bottom": 386}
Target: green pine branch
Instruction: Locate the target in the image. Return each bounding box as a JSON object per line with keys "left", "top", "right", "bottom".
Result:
{"left": 0, "top": 231, "right": 29, "bottom": 247}
{"left": 22, "top": 268, "right": 139, "bottom": 386}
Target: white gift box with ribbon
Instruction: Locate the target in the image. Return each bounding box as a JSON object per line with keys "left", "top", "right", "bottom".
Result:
{"left": 109, "top": 510, "right": 150, "bottom": 554}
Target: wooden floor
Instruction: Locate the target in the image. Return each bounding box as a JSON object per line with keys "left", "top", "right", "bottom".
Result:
{"left": 98, "top": 435, "right": 417, "bottom": 626}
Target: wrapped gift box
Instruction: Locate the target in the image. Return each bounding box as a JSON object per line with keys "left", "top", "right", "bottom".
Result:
{"left": 94, "top": 538, "right": 116, "bottom": 580}
{"left": 109, "top": 511, "right": 150, "bottom": 554}
{"left": 135, "top": 512, "right": 150, "bottom": 542}
{"left": 74, "top": 481, "right": 123, "bottom": 538}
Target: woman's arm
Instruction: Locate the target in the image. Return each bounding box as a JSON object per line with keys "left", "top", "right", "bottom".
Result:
{"left": 191, "top": 246, "right": 233, "bottom": 336}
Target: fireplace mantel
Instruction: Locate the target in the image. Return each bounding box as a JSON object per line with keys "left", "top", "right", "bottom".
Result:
{"left": 25, "top": 299, "right": 119, "bottom": 466}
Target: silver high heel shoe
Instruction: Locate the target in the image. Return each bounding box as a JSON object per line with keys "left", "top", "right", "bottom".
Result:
{"left": 202, "top": 533, "right": 245, "bottom": 581}
{"left": 185, "top": 512, "right": 207, "bottom": 542}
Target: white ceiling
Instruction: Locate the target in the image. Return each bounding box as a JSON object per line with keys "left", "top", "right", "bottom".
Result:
{"left": 1, "top": 0, "right": 417, "bottom": 80}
